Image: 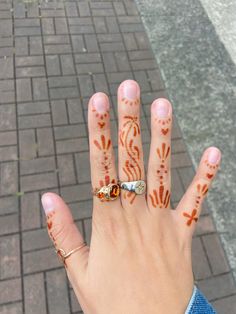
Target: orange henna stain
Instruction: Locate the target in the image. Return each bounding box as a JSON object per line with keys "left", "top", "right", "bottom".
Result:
{"left": 121, "top": 97, "right": 140, "bottom": 106}
{"left": 183, "top": 209, "right": 198, "bottom": 226}
{"left": 149, "top": 186, "right": 170, "bottom": 209}
{"left": 47, "top": 221, "right": 52, "bottom": 230}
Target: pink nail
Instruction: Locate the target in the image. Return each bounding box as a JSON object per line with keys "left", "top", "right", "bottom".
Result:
{"left": 41, "top": 194, "right": 54, "bottom": 214}
{"left": 123, "top": 80, "right": 138, "bottom": 100}
{"left": 154, "top": 99, "right": 171, "bottom": 118}
{"left": 92, "top": 93, "right": 109, "bottom": 113}
{"left": 208, "top": 147, "right": 221, "bottom": 164}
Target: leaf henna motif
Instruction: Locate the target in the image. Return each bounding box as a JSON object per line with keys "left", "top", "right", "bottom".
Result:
{"left": 183, "top": 209, "right": 198, "bottom": 226}
{"left": 149, "top": 186, "right": 170, "bottom": 209}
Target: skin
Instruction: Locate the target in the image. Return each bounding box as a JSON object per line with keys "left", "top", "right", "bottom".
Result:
{"left": 42, "top": 80, "right": 221, "bottom": 314}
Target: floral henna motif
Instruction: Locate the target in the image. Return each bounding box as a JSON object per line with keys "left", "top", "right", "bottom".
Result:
{"left": 155, "top": 117, "right": 172, "bottom": 136}
{"left": 204, "top": 159, "right": 219, "bottom": 180}
{"left": 156, "top": 143, "right": 170, "bottom": 185}
{"left": 99, "top": 175, "right": 116, "bottom": 187}
{"left": 94, "top": 135, "right": 112, "bottom": 175}
{"left": 183, "top": 183, "right": 209, "bottom": 226}
{"left": 92, "top": 106, "right": 109, "bottom": 129}
{"left": 121, "top": 97, "right": 140, "bottom": 106}
{"left": 149, "top": 186, "right": 170, "bottom": 209}
{"left": 120, "top": 115, "right": 142, "bottom": 204}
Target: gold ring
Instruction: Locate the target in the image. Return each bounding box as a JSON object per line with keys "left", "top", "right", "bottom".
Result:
{"left": 56, "top": 242, "right": 87, "bottom": 264}
{"left": 93, "top": 183, "right": 120, "bottom": 201}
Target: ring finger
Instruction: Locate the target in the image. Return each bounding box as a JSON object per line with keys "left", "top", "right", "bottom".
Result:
{"left": 117, "top": 80, "right": 146, "bottom": 209}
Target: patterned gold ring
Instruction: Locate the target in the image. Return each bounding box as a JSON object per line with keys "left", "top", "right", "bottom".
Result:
{"left": 93, "top": 183, "right": 120, "bottom": 201}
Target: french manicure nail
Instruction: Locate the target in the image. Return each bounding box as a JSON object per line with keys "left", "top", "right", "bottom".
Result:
{"left": 92, "top": 93, "right": 109, "bottom": 113}
{"left": 41, "top": 194, "right": 54, "bottom": 214}
{"left": 208, "top": 147, "right": 221, "bottom": 164}
{"left": 123, "top": 81, "right": 138, "bottom": 100}
{"left": 154, "top": 99, "right": 170, "bottom": 118}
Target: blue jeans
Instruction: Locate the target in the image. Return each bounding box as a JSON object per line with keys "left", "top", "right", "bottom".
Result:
{"left": 185, "top": 286, "right": 216, "bottom": 313}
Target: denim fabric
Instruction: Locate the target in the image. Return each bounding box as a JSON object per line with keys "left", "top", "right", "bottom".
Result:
{"left": 185, "top": 286, "right": 217, "bottom": 314}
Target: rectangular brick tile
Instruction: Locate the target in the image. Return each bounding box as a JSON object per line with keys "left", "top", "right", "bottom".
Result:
{"left": 0, "top": 234, "right": 20, "bottom": 279}
{"left": 19, "top": 129, "right": 37, "bottom": 160}
{"left": 61, "top": 183, "right": 91, "bottom": 202}
{"left": 37, "top": 128, "right": 55, "bottom": 156}
{"left": 60, "top": 54, "right": 75, "bottom": 75}
{"left": 16, "top": 67, "right": 46, "bottom": 78}
{"left": 76, "top": 62, "right": 103, "bottom": 74}
{"left": 0, "top": 161, "right": 18, "bottom": 196}
{"left": 114, "top": 2, "right": 126, "bottom": 15}
{"left": 65, "top": 2, "right": 78, "bottom": 17}
{"left": 50, "top": 86, "right": 79, "bottom": 99}
{"left": 93, "top": 16, "right": 107, "bottom": 33}
{"left": 135, "top": 32, "right": 151, "bottom": 49}
{"left": 51, "top": 100, "right": 68, "bottom": 125}
{"left": 0, "top": 302, "right": 23, "bottom": 314}
{"left": 192, "top": 237, "right": 211, "bottom": 280}
{"left": 24, "top": 273, "right": 47, "bottom": 314}
{"left": 46, "top": 269, "right": 70, "bottom": 314}
{"left": 177, "top": 167, "right": 195, "bottom": 189}
{"left": 195, "top": 215, "right": 215, "bottom": 236}
{"left": 0, "top": 196, "right": 18, "bottom": 215}
{"left": 32, "top": 77, "right": 49, "bottom": 100}
{"left": 15, "top": 27, "right": 41, "bottom": 36}
{"left": 212, "top": 295, "right": 236, "bottom": 314}
{"left": 0, "top": 214, "right": 19, "bottom": 235}
{"left": 29, "top": 37, "right": 43, "bottom": 55}
{"left": 21, "top": 172, "right": 58, "bottom": 192}
{"left": 23, "top": 247, "right": 61, "bottom": 274}
{"left": 171, "top": 152, "right": 192, "bottom": 168}
{"left": 67, "top": 99, "right": 84, "bottom": 124}
{"left": 55, "top": 17, "right": 68, "bottom": 34}
{"left": 16, "top": 78, "right": 32, "bottom": 102}
{"left": 84, "top": 34, "right": 99, "bottom": 52}
{"left": 171, "top": 138, "right": 186, "bottom": 154}
{"left": 0, "top": 19, "right": 12, "bottom": 36}
{"left": 123, "top": 33, "right": 138, "bottom": 50}
{"left": 69, "top": 199, "right": 92, "bottom": 221}
{"left": 18, "top": 114, "right": 51, "bottom": 129}
{"left": 21, "top": 192, "right": 41, "bottom": 230}
{"left": 197, "top": 273, "right": 236, "bottom": 301}
{"left": 0, "top": 278, "right": 22, "bottom": 304}
{"left": 16, "top": 56, "right": 44, "bottom": 67}
{"left": 43, "top": 35, "right": 70, "bottom": 45}
{"left": 78, "top": 74, "right": 94, "bottom": 97}
{"left": 55, "top": 125, "right": 86, "bottom": 140}
{"left": 75, "top": 52, "right": 101, "bottom": 64}
{"left": 56, "top": 138, "right": 88, "bottom": 154}
{"left": 41, "top": 9, "right": 65, "bottom": 18}
{"left": 45, "top": 44, "right": 72, "bottom": 55}
{"left": 15, "top": 37, "right": 28, "bottom": 56}
{"left": 0, "top": 104, "right": 16, "bottom": 131}
{"left": 23, "top": 228, "right": 51, "bottom": 252}
{"left": 42, "top": 17, "right": 55, "bottom": 35}
{"left": 0, "top": 80, "right": 15, "bottom": 104}
{"left": 57, "top": 154, "right": 76, "bottom": 185}
{"left": 18, "top": 101, "right": 50, "bottom": 116}
{"left": 202, "top": 234, "right": 230, "bottom": 275}
{"left": 0, "top": 146, "right": 17, "bottom": 162}
{"left": 0, "top": 57, "right": 13, "bottom": 79}
{"left": 20, "top": 156, "right": 56, "bottom": 175}
{"left": 106, "top": 16, "right": 119, "bottom": 33}
{"left": 147, "top": 69, "right": 165, "bottom": 91}
{"left": 170, "top": 168, "right": 184, "bottom": 202}
{"left": 78, "top": 2, "right": 90, "bottom": 17}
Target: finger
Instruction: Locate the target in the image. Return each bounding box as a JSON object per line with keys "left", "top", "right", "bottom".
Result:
{"left": 42, "top": 193, "right": 89, "bottom": 280}
{"left": 88, "top": 92, "right": 120, "bottom": 209}
{"left": 174, "top": 147, "right": 221, "bottom": 237}
{"left": 117, "top": 80, "right": 146, "bottom": 209}
{"left": 147, "top": 99, "right": 172, "bottom": 211}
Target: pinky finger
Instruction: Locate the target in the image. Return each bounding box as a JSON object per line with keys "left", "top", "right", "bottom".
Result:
{"left": 174, "top": 147, "right": 221, "bottom": 238}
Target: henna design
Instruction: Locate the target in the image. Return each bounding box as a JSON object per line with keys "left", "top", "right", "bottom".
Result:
{"left": 120, "top": 115, "right": 141, "bottom": 204}
{"left": 204, "top": 159, "right": 218, "bottom": 179}
{"left": 99, "top": 175, "right": 116, "bottom": 187}
{"left": 121, "top": 97, "right": 140, "bottom": 106}
{"left": 183, "top": 209, "right": 198, "bottom": 226}
{"left": 155, "top": 117, "right": 172, "bottom": 136}
{"left": 94, "top": 135, "right": 112, "bottom": 175}
{"left": 149, "top": 186, "right": 170, "bottom": 209}
{"left": 46, "top": 210, "right": 56, "bottom": 241}
{"left": 183, "top": 183, "right": 209, "bottom": 226}
{"left": 92, "top": 106, "right": 109, "bottom": 129}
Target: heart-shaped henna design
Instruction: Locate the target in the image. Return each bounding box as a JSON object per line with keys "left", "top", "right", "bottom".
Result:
{"left": 161, "top": 128, "right": 169, "bottom": 135}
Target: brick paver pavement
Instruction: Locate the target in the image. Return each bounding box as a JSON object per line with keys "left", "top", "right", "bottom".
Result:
{"left": 0, "top": 0, "right": 235, "bottom": 313}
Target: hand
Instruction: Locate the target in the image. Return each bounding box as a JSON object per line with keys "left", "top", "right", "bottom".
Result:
{"left": 42, "top": 80, "right": 221, "bottom": 314}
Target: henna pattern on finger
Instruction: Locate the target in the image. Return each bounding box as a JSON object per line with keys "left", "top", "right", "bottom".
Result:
{"left": 94, "top": 135, "right": 112, "bottom": 175}
{"left": 156, "top": 143, "right": 170, "bottom": 185}
{"left": 149, "top": 186, "right": 171, "bottom": 209}
{"left": 46, "top": 210, "right": 56, "bottom": 242}
{"left": 155, "top": 117, "right": 172, "bottom": 136}
{"left": 121, "top": 97, "right": 140, "bottom": 106}
{"left": 92, "top": 106, "right": 109, "bottom": 130}
{"left": 183, "top": 183, "right": 209, "bottom": 226}
{"left": 204, "top": 159, "right": 219, "bottom": 180}
{"left": 120, "top": 115, "right": 142, "bottom": 204}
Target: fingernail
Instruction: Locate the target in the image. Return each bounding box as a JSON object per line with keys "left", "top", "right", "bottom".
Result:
{"left": 41, "top": 194, "right": 54, "bottom": 214}
{"left": 154, "top": 99, "right": 171, "bottom": 118}
{"left": 123, "top": 80, "right": 138, "bottom": 100}
{"left": 92, "top": 93, "right": 109, "bottom": 113}
{"left": 208, "top": 147, "right": 221, "bottom": 164}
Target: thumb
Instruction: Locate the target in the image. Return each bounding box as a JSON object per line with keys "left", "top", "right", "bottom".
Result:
{"left": 41, "top": 192, "right": 89, "bottom": 281}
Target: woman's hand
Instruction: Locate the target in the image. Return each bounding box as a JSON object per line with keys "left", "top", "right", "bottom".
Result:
{"left": 42, "top": 80, "right": 221, "bottom": 314}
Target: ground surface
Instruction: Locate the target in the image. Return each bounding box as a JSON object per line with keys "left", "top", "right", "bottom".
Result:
{"left": 0, "top": 0, "right": 235, "bottom": 313}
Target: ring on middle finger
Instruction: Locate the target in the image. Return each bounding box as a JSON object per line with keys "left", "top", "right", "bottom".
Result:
{"left": 120, "top": 180, "right": 146, "bottom": 195}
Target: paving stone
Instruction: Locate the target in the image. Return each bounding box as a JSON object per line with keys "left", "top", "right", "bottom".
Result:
{"left": 106, "top": 17, "right": 120, "bottom": 33}
{"left": 0, "top": 80, "right": 15, "bottom": 104}
{"left": 0, "top": 104, "right": 16, "bottom": 131}
{"left": 93, "top": 16, "right": 107, "bottom": 33}
{"left": 20, "top": 157, "right": 56, "bottom": 175}
{"left": 0, "top": 302, "right": 23, "bottom": 314}
{"left": 171, "top": 168, "right": 184, "bottom": 203}
{"left": 0, "top": 196, "right": 18, "bottom": 215}
{"left": 55, "top": 17, "right": 68, "bottom": 34}
{"left": 24, "top": 273, "right": 47, "bottom": 314}
{"left": 0, "top": 214, "right": 19, "bottom": 235}
{"left": 78, "top": 2, "right": 90, "bottom": 17}
{"left": 84, "top": 34, "right": 99, "bottom": 52}
{"left": 42, "top": 18, "right": 55, "bottom": 35}
{"left": 46, "top": 55, "right": 61, "bottom": 76}
{"left": 29, "top": 37, "right": 43, "bottom": 55}
{"left": 15, "top": 37, "right": 28, "bottom": 56}
{"left": 51, "top": 100, "right": 68, "bottom": 125}
{"left": 57, "top": 154, "right": 76, "bottom": 186}
{"left": 114, "top": 2, "right": 126, "bottom": 15}
{"left": 21, "top": 192, "right": 41, "bottom": 231}
{"left": 18, "top": 114, "right": 51, "bottom": 129}
{"left": 46, "top": 269, "right": 70, "bottom": 314}
{"left": 78, "top": 74, "right": 94, "bottom": 97}
{"left": 123, "top": 33, "right": 138, "bottom": 50}
{"left": 212, "top": 295, "right": 236, "bottom": 314}
{"left": 76, "top": 62, "right": 103, "bottom": 74}
{"left": 18, "top": 101, "right": 50, "bottom": 116}
{"left": 54, "top": 125, "right": 86, "bottom": 140}
{"left": 60, "top": 54, "right": 75, "bottom": 75}
{"left": 27, "top": 3, "right": 39, "bottom": 18}
{"left": 56, "top": 138, "right": 88, "bottom": 154}
{"left": 195, "top": 215, "right": 216, "bottom": 236}
{"left": 192, "top": 237, "right": 211, "bottom": 280}
{"left": 37, "top": 128, "right": 55, "bottom": 156}
{"left": 43, "top": 35, "right": 70, "bottom": 45}
{"left": 45, "top": 44, "right": 72, "bottom": 54}
{"left": 16, "top": 56, "right": 44, "bottom": 67}
{"left": 61, "top": 183, "right": 91, "bottom": 203}
{"left": 67, "top": 98, "right": 84, "bottom": 124}
{"left": 14, "top": 2, "right": 25, "bottom": 18}
{"left": 65, "top": 2, "right": 78, "bottom": 17}
{"left": 0, "top": 234, "right": 20, "bottom": 279}
{"left": 69, "top": 199, "right": 93, "bottom": 221}
{"left": 0, "top": 19, "right": 12, "bottom": 36}
{"left": 15, "top": 27, "right": 41, "bottom": 36}
{"left": 0, "top": 161, "right": 18, "bottom": 196}
{"left": 19, "top": 129, "right": 37, "bottom": 160}
{"left": 21, "top": 172, "right": 57, "bottom": 192}
{"left": 32, "top": 78, "right": 49, "bottom": 101}
{"left": 202, "top": 234, "right": 230, "bottom": 275}
{"left": 16, "top": 66, "right": 46, "bottom": 78}
{"left": 0, "top": 57, "right": 13, "bottom": 79}
{"left": 0, "top": 278, "right": 22, "bottom": 304}
{"left": 16, "top": 78, "right": 32, "bottom": 102}
{"left": 23, "top": 228, "right": 51, "bottom": 252}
